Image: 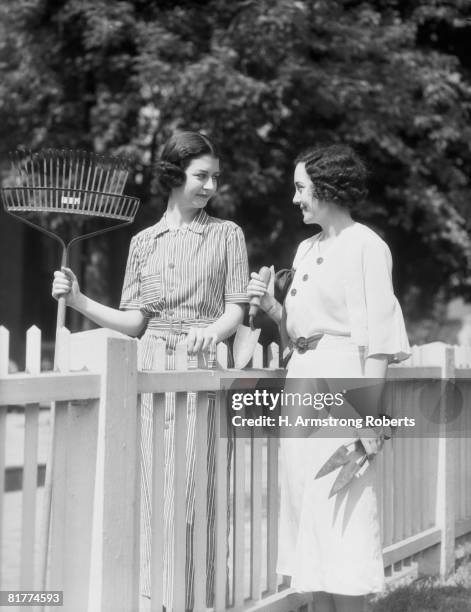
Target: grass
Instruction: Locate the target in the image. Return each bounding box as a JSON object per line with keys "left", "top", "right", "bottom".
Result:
{"left": 369, "top": 561, "right": 471, "bottom": 612}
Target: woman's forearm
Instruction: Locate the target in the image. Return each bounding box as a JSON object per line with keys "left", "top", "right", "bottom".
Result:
{"left": 352, "top": 355, "right": 389, "bottom": 420}
{"left": 264, "top": 297, "right": 282, "bottom": 324}
{"left": 364, "top": 354, "right": 388, "bottom": 379}
{"left": 72, "top": 294, "right": 146, "bottom": 337}
{"left": 209, "top": 303, "right": 245, "bottom": 341}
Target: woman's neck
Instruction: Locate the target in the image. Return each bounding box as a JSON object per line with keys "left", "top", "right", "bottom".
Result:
{"left": 165, "top": 199, "right": 199, "bottom": 228}
{"left": 319, "top": 207, "right": 354, "bottom": 239}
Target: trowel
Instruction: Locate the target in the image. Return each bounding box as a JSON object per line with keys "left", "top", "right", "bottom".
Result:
{"left": 233, "top": 266, "right": 273, "bottom": 368}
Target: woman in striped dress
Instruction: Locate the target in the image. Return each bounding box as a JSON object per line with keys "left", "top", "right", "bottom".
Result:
{"left": 52, "top": 131, "right": 249, "bottom": 610}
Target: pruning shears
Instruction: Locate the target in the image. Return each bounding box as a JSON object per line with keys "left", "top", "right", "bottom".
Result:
{"left": 315, "top": 440, "right": 369, "bottom": 498}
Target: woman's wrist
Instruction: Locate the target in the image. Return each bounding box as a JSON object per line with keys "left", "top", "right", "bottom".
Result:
{"left": 264, "top": 298, "right": 281, "bottom": 320}
{"left": 72, "top": 291, "right": 87, "bottom": 312}
{"left": 205, "top": 323, "right": 221, "bottom": 343}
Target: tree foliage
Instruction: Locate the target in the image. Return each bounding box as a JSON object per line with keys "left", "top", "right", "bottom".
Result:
{"left": 1, "top": 0, "right": 471, "bottom": 333}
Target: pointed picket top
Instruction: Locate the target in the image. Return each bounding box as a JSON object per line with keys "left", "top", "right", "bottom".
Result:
{"left": 0, "top": 326, "right": 10, "bottom": 376}
{"left": 175, "top": 341, "right": 188, "bottom": 372}
{"left": 54, "top": 327, "right": 71, "bottom": 372}
{"left": 26, "top": 325, "right": 42, "bottom": 374}
{"left": 252, "top": 342, "right": 263, "bottom": 368}
{"left": 267, "top": 342, "right": 280, "bottom": 369}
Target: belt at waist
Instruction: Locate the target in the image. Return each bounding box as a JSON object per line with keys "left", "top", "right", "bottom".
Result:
{"left": 289, "top": 329, "right": 351, "bottom": 353}
{"left": 146, "top": 317, "right": 216, "bottom": 334}
{"left": 283, "top": 330, "right": 351, "bottom": 366}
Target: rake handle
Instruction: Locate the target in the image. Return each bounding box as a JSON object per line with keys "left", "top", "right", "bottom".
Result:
{"left": 54, "top": 247, "right": 68, "bottom": 364}
{"left": 40, "top": 245, "right": 68, "bottom": 592}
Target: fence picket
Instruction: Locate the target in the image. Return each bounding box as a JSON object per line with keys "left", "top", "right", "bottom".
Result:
{"left": 266, "top": 437, "right": 279, "bottom": 594}
{"left": 150, "top": 339, "right": 166, "bottom": 609}
{"left": 250, "top": 343, "right": 264, "bottom": 603}
{"left": 189, "top": 339, "right": 211, "bottom": 611}
{"left": 41, "top": 328, "right": 71, "bottom": 593}
{"left": 266, "top": 341, "right": 281, "bottom": 595}
{"left": 2, "top": 334, "right": 471, "bottom": 610}
{"left": 172, "top": 342, "right": 188, "bottom": 612}
{"left": 21, "top": 326, "right": 41, "bottom": 589}
{"left": 214, "top": 343, "right": 229, "bottom": 610}
{"left": 0, "top": 326, "right": 8, "bottom": 589}
{"left": 233, "top": 423, "right": 246, "bottom": 609}
{"left": 193, "top": 388, "right": 208, "bottom": 612}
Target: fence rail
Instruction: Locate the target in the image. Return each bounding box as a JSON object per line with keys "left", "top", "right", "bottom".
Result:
{"left": 0, "top": 327, "right": 471, "bottom": 612}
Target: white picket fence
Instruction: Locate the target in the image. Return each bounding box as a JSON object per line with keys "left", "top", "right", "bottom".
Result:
{"left": 0, "top": 326, "right": 471, "bottom": 612}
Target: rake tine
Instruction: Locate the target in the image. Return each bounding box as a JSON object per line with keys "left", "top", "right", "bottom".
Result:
{"left": 60, "top": 149, "right": 66, "bottom": 197}
{"left": 16, "top": 151, "right": 23, "bottom": 206}
{"left": 77, "top": 150, "right": 84, "bottom": 196}
{"left": 66, "top": 150, "right": 73, "bottom": 208}
{"left": 102, "top": 156, "right": 113, "bottom": 194}
{"left": 94, "top": 156, "right": 105, "bottom": 212}
{"left": 29, "top": 150, "right": 36, "bottom": 209}
{"left": 23, "top": 151, "right": 31, "bottom": 208}
{"left": 123, "top": 196, "right": 133, "bottom": 220}
{"left": 38, "top": 151, "right": 44, "bottom": 208}
{"left": 119, "top": 158, "right": 129, "bottom": 195}
{"left": 34, "top": 152, "right": 41, "bottom": 208}
{"left": 71, "top": 150, "right": 79, "bottom": 211}
{"left": 22, "top": 150, "right": 29, "bottom": 201}
{"left": 41, "top": 151, "right": 47, "bottom": 208}
{"left": 114, "top": 158, "right": 124, "bottom": 196}
{"left": 71, "top": 150, "right": 78, "bottom": 199}
{"left": 83, "top": 151, "right": 93, "bottom": 207}
{"left": 21, "top": 150, "right": 29, "bottom": 191}
{"left": 91, "top": 154, "right": 99, "bottom": 209}
{"left": 48, "top": 150, "right": 54, "bottom": 210}
{"left": 53, "top": 150, "right": 58, "bottom": 210}
{"left": 33, "top": 151, "right": 40, "bottom": 208}
{"left": 112, "top": 160, "right": 121, "bottom": 202}
{"left": 99, "top": 157, "right": 112, "bottom": 212}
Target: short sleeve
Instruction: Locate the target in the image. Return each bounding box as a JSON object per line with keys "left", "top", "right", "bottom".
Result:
{"left": 362, "top": 239, "right": 411, "bottom": 362}
{"left": 120, "top": 236, "right": 141, "bottom": 310}
{"left": 225, "top": 225, "right": 250, "bottom": 304}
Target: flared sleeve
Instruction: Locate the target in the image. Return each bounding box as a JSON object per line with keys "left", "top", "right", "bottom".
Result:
{"left": 345, "top": 233, "right": 411, "bottom": 363}
{"left": 119, "top": 236, "right": 142, "bottom": 310}
{"left": 224, "top": 225, "right": 250, "bottom": 304}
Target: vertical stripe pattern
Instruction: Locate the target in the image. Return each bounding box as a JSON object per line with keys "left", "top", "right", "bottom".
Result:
{"left": 120, "top": 209, "right": 249, "bottom": 318}
{"left": 121, "top": 210, "right": 248, "bottom": 610}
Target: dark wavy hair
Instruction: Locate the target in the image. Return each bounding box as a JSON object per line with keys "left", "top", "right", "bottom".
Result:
{"left": 295, "top": 144, "right": 368, "bottom": 208}
{"left": 154, "top": 131, "right": 219, "bottom": 195}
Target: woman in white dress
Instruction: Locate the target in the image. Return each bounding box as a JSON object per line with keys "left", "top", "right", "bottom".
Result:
{"left": 247, "top": 145, "right": 410, "bottom": 612}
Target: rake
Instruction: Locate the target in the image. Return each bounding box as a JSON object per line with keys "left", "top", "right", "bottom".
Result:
{"left": 0, "top": 148, "right": 140, "bottom": 590}
{"left": 2, "top": 149, "right": 140, "bottom": 334}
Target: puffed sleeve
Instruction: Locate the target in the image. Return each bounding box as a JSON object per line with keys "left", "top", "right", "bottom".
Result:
{"left": 119, "top": 236, "right": 141, "bottom": 310}
{"left": 362, "top": 238, "right": 411, "bottom": 362}
{"left": 225, "top": 225, "right": 250, "bottom": 303}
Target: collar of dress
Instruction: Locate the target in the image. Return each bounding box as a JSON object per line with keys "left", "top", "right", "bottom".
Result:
{"left": 152, "top": 208, "right": 209, "bottom": 236}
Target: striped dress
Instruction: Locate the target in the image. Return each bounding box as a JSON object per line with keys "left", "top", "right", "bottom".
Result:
{"left": 119, "top": 209, "right": 249, "bottom": 609}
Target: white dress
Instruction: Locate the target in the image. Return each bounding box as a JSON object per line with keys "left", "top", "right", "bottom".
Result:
{"left": 277, "top": 222, "right": 410, "bottom": 595}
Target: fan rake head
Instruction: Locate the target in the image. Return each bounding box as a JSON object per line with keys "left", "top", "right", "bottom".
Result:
{"left": 1, "top": 148, "right": 140, "bottom": 255}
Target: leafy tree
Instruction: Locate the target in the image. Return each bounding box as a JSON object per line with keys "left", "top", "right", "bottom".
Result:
{"left": 1, "top": 0, "right": 471, "bottom": 341}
